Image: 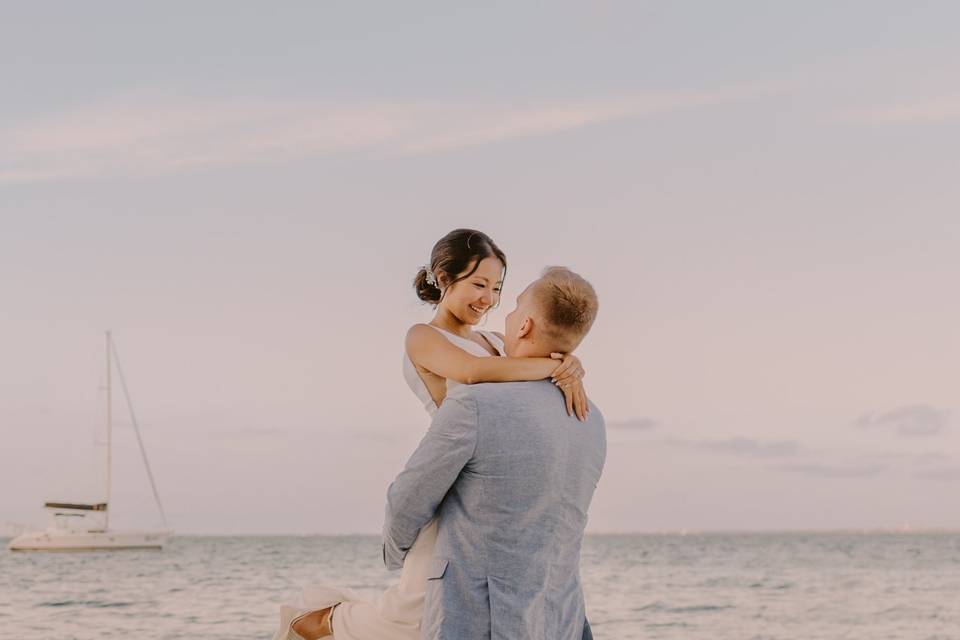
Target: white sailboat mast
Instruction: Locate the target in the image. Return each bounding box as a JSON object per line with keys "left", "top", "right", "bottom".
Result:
{"left": 105, "top": 330, "right": 112, "bottom": 531}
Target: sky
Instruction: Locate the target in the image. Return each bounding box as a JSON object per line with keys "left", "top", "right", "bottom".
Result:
{"left": 1, "top": 2, "right": 958, "bottom": 534}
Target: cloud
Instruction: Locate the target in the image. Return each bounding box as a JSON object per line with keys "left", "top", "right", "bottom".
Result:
{"left": 777, "top": 462, "right": 886, "bottom": 478}
{"left": 666, "top": 437, "right": 801, "bottom": 459}
{"left": 913, "top": 452, "right": 952, "bottom": 466}
{"left": 854, "top": 404, "right": 952, "bottom": 437}
{"left": 862, "top": 450, "right": 951, "bottom": 466}
{"left": 0, "top": 84, "right": 771, "bottom": 184}
{"left": 609, "top": 417, "right": 659, "bottom": 430}
{"left": 914, "top": 466, "right": 960, "bottom": 482}
{"left": 847, "top": 96, "right": 960, "bottom": 124}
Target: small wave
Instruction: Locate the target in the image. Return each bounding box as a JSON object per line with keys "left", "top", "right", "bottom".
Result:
{"left": 634, "top": 600, "right": 669, "bottom": 612}
{"left": 750, "top": 581, "right": 794, "bottom": 590}
{"left": 634, "top": 601, "right": 733, "bottom": 614}
{"left": 670, "top": 604, "right": 735, "bottom": 614}
{"left": 37, "top": 600, "right": 134, "bottom": 609}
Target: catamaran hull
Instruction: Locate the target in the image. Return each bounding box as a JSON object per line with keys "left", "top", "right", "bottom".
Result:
{"left": 8, "top": 530, "right": 172, "bottom": 551}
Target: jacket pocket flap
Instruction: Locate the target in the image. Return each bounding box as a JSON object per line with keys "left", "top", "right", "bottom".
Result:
{"left": 427, "top": 557, "right": 449, "bottom": 580}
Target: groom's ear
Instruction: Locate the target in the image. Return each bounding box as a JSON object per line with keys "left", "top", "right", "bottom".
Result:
{"left": 518, "top": 316, "right": 533, "bottom": 339}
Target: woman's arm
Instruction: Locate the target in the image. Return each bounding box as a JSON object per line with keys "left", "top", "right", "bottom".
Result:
{"left": 406, "top": 324, "right": 558, "bottom": 385}
{"left": 488, "top": 329, "right": 589, "bottom": 420}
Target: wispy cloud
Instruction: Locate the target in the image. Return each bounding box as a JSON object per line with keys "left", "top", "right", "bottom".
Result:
{"left": 862, "top": 450, "right": 951, "bottom": 466}
{"left": 854, "top": 404, "right": 952, "bottom": 437}
{"left": 609, "top": 417, "right": 659, "bottom": 430}
{"left": 777, "top": 462, "right": 886, "bottom": 479}
{"left": 848, "top": 96, "right": 960, "bottom": 124}
{"left": 0, "top": 84, "right": 770, "bottom": 184}
{"left": 914, "top": 466, "right": 960, "bottom": 482}
{"left": 666, "top": 437, "right": 801, "bottom": 459}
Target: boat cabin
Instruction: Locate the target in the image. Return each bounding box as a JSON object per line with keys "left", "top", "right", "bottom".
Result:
{"left": 43, "top": 502, "right": 108, "bottom": 533}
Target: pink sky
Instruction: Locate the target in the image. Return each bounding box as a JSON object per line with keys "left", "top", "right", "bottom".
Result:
{"left": 2, "top": 3, "right": 958, "bottom": 534}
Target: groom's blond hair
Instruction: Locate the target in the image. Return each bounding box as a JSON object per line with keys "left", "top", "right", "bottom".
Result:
{"left": 531, "top": 266, "right": 598, "bottom": 352}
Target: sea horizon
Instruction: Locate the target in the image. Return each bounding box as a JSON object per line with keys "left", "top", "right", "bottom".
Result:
{"left": 9, "top": 526, "right": 960, "bottom": 540}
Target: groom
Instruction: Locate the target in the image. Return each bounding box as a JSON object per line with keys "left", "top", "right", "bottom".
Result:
{"left": 384, "top": 266, "right": 605, "bottom": 640}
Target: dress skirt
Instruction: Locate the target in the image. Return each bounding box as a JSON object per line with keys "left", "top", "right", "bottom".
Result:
{"left": 285, "top": 518, "right": 438, "bottom": 640}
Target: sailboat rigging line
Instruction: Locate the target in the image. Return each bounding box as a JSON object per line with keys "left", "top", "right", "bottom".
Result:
{"left": 109, "top": 339, "right": 168, "bottom": 527}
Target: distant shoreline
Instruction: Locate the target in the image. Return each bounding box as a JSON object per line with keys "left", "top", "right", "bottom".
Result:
{"left": 6, "top": 528, "right": 959, "bottom": 540}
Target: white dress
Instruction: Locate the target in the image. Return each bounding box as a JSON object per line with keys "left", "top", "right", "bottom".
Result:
{"left": 282, "top": 325, "right": 505, "bottom": 640}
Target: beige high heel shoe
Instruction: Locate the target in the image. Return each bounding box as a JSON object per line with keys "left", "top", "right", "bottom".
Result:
{"left": 274, "top": 603, "right": 338, "bottom": 640}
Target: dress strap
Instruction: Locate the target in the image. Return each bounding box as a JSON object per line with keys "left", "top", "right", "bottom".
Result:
{"left": 478, "top": 330, "right": 506, "bottom": 356}
{"left": 425, "top": 323, "right": 504, "bottom": 357}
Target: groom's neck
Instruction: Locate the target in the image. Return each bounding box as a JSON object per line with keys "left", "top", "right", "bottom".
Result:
{"left": 511, "top": 342, "right": 553, "bottom": 359}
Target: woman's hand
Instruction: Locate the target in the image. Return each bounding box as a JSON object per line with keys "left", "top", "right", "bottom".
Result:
{"left": 550, "top": 353, "right": 585, "bottom": 386}
{"left": 551, "top": 353, "right": 589, "bottom": 421}
{"left": 558, "top": 376, "right": 589, "bottom": 421}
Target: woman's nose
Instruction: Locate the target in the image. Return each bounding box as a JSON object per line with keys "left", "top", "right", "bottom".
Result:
{"left": 480, "top": 289, "right": 493, "bottom": 305}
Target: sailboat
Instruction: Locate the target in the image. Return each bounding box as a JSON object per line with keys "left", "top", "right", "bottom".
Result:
{"left": 8, "top": 331, "right": 173, "bottom": 551}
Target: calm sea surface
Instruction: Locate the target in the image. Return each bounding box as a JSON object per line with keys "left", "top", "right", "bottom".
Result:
{"left": 2, "top": 532, "right": 959, "bottom": 639}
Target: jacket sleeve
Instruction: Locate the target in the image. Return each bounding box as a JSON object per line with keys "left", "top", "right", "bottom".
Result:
{"left": 382, "top": 388, "right": 479, "bottom": 570}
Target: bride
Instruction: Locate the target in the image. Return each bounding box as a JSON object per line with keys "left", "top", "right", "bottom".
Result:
{"left": 275, "top": 228, "right": 588, "bottom": 640}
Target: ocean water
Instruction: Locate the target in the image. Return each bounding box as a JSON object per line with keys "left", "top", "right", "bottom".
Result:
{"left": 2, "top": 532, "right": 959, "bottom": 639}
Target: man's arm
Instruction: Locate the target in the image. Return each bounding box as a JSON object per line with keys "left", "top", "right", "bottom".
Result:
{"left": 382, "top": 388, "right": 479, "bottom": 570}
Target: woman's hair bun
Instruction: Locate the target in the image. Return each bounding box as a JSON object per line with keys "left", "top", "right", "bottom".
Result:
{"left": 414, "top": 267, "right": 442, "bottom": 303}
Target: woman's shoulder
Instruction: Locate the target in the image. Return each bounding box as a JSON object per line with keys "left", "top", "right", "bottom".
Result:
{"left": 406, "top": 323, "right": 436, "bottom": 346}
{"left": 406, "top": 322, "right": 443, "bottom": 339}
{"left": 407, "top": 323, "right": 457, "bottom": 354}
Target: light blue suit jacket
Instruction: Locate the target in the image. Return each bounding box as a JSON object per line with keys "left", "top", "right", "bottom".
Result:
{"left": 383, "top": 381, "right": 606, "bottom": 640}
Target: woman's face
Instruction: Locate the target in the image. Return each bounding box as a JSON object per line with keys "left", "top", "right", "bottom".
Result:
{"left": 439, "top": 256, "right": 504, "bottom": 325}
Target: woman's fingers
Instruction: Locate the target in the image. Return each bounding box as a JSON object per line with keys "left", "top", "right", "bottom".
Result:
{"left": 562, "top": 383, "right": 575, "bottom": 417}
{"left": 551, "top": 354, "right": 581, "bottom": 383}
{"left": 558, "top": 367, "right": 584, "bottom": 384}
{"left": 551, "top": 358, "right": 573, "bottom": 382}
{"left": 559, "top": 379, "right": 589, "bottom": 421}
{"left": 578, "top": 383, "right": 589, "bottom": 421}
{"left": 555, "top": 365, "right": 586, "bottom": 386}
{"left": 558, "top": 372, "right": 591, "bottom": 421}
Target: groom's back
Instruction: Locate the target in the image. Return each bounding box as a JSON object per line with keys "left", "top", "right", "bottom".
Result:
{"left": 426, "top": 380, "right": 606, "bottom": 640}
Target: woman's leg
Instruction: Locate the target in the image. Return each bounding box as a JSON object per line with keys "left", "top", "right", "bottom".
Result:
{"left": 329, "top": 519, "right": 439, "bottom": 639}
